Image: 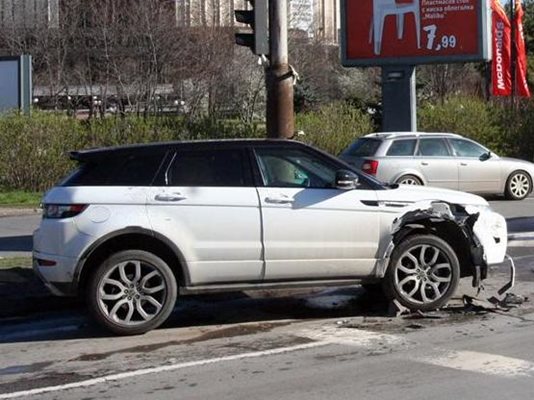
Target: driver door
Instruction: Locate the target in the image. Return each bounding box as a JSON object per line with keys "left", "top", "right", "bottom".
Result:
{"left": 254, "top": 145, "right": 380, "bottom": 281}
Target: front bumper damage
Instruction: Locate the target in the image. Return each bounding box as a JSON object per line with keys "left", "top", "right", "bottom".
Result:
{"left": 379, "top": 201, "right": 515, "bottom": 300}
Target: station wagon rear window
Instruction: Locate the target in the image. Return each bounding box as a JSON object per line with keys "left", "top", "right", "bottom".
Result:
{"left": 341, "top": 138, "right": 381, "bottom": 157}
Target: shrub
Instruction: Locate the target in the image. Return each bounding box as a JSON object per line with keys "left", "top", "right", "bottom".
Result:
{"left": 0, "top": 112, "right": 82, "bottom": 192}
{"left": 418, "top": 97, "right": 510, "bottom": 155}
{"left": 296, "top": 102, "right": 374, "bottom": 155}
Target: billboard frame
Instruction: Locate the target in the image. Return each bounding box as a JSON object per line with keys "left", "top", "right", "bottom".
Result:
{"left": 340, "top": 0, "right": 492, "bottom": 67}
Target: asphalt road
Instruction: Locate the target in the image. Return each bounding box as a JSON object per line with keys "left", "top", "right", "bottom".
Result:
{"left": 0, "top": 196, "right": 533, "bottom": 399}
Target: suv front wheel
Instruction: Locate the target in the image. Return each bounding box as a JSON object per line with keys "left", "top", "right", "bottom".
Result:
{"left": 383, "top": 235, "right": 460, "bottom": 311}
{"left": 87, "top": 250, "right": 178, "bottom": 335}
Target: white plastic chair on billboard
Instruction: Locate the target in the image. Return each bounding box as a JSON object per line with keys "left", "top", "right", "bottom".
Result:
{"left": 368, "top": 0, "right": 421, "bottom": 55}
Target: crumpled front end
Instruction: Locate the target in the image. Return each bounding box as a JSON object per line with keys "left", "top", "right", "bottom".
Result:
{"left": 379, "top": 201, "right": 508, "bottom": 289}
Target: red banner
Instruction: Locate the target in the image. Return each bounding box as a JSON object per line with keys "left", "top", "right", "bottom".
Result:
{"left": 514, "top": 0, "right": 531, "bottom": 97}
{"left": 491, "top": 0, "right": 512, "bottom": 96}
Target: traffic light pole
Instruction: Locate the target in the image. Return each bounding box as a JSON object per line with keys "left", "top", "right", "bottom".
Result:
{"left": 266, "top": 0, "right": 294, "bottom": 139}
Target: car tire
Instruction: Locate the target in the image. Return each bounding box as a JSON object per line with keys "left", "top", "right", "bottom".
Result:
{"left": 87, "top": 250, "right": 177, "bottom": 335}
{"left": 505, "top": 170, "right": 531, "bottom": 200}
{"left": 382, "top": 234, "right": 460, "bottom": 311}
{"left": 396, "top": 175, "right": 423, "bottom": 186}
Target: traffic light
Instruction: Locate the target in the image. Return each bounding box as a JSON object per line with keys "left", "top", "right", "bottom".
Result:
{"left": 234, "top": 0, "right": 269, "bottom": 55}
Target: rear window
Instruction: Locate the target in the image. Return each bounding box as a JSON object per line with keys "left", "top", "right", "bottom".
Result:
{"left": 342, "top": 138, "right": 382, "bottom": 157}
{"left": 63, "top": 152, "right": 166, "bottom": 186}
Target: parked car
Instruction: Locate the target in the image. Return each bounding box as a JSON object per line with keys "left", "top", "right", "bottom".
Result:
{"left": 339, "top": 132, "right": 534, "bottom": 200}
{"left": 34, "top": 139, "right": 507, "bottom": 335}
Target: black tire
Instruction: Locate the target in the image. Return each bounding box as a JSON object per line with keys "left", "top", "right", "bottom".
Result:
{"left": 505, "top": 170, "right": 532, "bottom": 200}
{"left": 396, "top": 175, "right": 423, "bottom": 186}
{"left": 87, "top": 250, "right": 178, "bottom": 335}
{"left": 382, "top": 234, "right": 460, "bottom": 311}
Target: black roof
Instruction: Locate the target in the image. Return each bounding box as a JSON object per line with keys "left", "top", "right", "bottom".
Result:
{"left": 70, "top": 139, "right": 308, "bottom": 161}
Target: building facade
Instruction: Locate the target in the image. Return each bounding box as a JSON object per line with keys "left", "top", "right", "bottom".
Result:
{"left": 175, "top": 0, "right": 341, "bottom": 43}
{"left": 0, "top": 0, "right": 59, "bottom": 28}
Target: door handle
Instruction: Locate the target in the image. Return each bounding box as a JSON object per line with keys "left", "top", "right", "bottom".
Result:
{"left": 265, "top": 195, "right": 294, "bottom": 204}
{"left": 421, "top": 162, "right": 429, "bottom": 166}
{"left": 460, "top": 162, "right": 468, "bottom": 166}
{"left": 154, "top": 193, "right": 187, "bottom": 202}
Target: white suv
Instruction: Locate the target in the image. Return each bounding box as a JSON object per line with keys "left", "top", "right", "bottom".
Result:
{"left": 33, "top": 139, "right": 507, "bottom": 335}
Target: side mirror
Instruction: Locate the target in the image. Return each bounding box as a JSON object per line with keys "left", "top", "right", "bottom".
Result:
{"left": 479, "top": 152, "right": 491, "bottom": 162}
{"left": 335, "top": 170, "right": 359, "bottom": 190}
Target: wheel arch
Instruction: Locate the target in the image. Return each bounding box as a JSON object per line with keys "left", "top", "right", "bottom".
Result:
{"left": 74, "top": 227, "right": 189, "bottom": 297}
{"left": 389, "top": 221, "right": 478, "bottom": 280}
{"left": 392, "top": 170, "right": 427, "bottom": 185}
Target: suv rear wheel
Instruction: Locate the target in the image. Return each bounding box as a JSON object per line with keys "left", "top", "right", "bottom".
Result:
{"left": 87, "top": 250, "right": 177, "bottom": 335}
{"left": 383, "top": 235, "right": 460, "bottom": 311}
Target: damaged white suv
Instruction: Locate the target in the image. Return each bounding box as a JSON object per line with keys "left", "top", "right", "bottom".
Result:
{"left": 33, "top": 140, "right": 507, "bottom": 335}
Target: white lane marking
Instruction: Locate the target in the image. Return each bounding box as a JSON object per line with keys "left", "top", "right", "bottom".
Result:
{"left": 507, "top": 240, "right": 534, "bottom": 247}
{"left": 299, "top": 325, "right": 409, "bottom": 347}
{"left": 300, "top": 326, "right": 534, "bottom": 378}
{"left": 0, "top": 342, "right": 328, "bottom": 399}
{"left": 419, "top": 350, "right": 534, "bottom": 378}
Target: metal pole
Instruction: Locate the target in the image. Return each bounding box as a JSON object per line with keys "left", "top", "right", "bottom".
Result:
{"left": 266, "top": 0, "right": 294, "bottom": 139}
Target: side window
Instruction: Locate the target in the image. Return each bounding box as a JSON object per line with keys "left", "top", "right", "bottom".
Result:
{"left": 167, "top": 149, "right": 247, "bottom": 187}
{"left": 449, "top": 139, "right": 487, "bottom": 158}
{"left": 386, "top": 139, "right": 416, "bottom": 156}
{"left": 113, "top": 153, "right": 166, "bottom": 185}
{"left": 255, "top": 147, "right": 337, "bottom": 188}
{"left": 417, "top": 139, "right": 451, "bottom": 157}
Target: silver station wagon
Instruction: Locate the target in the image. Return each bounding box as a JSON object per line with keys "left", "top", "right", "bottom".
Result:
{"left": 340, "top": 132, "right": 534, "bottom": 200}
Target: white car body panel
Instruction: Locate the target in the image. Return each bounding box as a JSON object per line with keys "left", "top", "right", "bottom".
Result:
{"left": 146, "top": 186, "right": 263, "bottom": 284}
{"left": 257, "top": 187, "right": 380, "bottom": 279}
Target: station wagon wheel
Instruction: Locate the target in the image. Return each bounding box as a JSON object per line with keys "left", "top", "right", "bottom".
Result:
{"left": 88, "top": 250, "right": 177, "bottom": 335}
{"left": 505, "top": 171, "right": 531, "bottom": 200}
{"left": 396, "top": 175, "right": 422, "bottom": 186}
{"left": 383, "top": 235, "right": 460, "bottom": 311}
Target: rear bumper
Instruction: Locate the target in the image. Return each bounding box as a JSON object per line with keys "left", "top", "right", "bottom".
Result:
{"left": 33, "top": 250, "right": 78, "bottom": 296}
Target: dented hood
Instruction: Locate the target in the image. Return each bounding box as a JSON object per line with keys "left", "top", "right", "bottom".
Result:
{"left": 378, "top": 185, "right": 489, "bottom": 207}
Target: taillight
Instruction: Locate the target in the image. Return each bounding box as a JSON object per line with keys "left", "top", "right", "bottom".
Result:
{"left": 43, "top": 204, "right": 88, "bottom": 219}
{"left": 361, "top": 160, "right": 379, "bottom": 175}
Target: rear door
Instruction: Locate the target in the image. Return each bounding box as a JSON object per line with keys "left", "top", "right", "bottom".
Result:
{"left": 416, "top": 138, "right": 458, "bottom": 189}
{"left": 253, "top": 145, "right": 380, "bottom": 280}
{"left": 146, "top": 147, "right": 263, "bottom": 285}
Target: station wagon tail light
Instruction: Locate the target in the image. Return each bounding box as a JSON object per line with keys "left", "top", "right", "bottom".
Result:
{"left": 362, "top": 160, "right": 379, "bottom": 175}
{"left": 43, "top": 204, "right": 88, "bottom": 219}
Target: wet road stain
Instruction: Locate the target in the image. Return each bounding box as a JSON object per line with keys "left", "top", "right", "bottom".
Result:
{"left": 74, "top": 321, "right": 291, "bottom": 362}
{"left": 0, "top": 361, "right": 53, "bottom": 376}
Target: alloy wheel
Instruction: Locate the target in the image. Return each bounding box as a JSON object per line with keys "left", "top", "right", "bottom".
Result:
{"left": 393, "top": 244, "right": 452, "bottom": 305}
{"left": 97, "top": 259, "right": 168, "bottom": 326}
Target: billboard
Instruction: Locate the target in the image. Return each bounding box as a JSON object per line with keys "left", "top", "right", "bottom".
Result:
{"left": 0, "top": 56, "right": 32, "bottom": 114}
{"left": 341, "top": 0, "right": 491, "bottom": 66}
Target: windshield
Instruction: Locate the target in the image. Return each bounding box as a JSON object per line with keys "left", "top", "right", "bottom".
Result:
{"left": 341, "top": 138, "right": 382, "bottom": 157}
